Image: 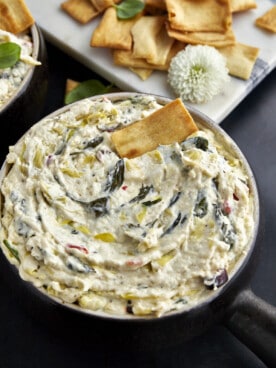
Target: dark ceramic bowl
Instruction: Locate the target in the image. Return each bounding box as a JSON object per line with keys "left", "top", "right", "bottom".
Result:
{"left": 0, "top": 93, "right": 275, "bottom": 366}
{"left": 0, "top": 23, "right": 48, "bottom": 160}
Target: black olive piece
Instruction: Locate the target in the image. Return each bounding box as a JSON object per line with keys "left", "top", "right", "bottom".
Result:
{"left": 126, "top": 300, "right": 134, "bottom": 314}
{"left": 204, "top": 269, "right": 229, "bottom": 290}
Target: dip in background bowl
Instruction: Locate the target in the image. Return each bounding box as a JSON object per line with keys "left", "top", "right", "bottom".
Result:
{"left": 0, "top": 23, "right": 48, "bottom": 161}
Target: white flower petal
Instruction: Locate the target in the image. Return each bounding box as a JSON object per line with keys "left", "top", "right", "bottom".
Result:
{"left": 168, "top": 45, "right": 230, "bottom": 104}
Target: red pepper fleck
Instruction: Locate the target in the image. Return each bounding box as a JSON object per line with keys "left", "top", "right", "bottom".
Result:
{"left": 126, "top": 259, "right": 143, "bottom": 267}
{"left": 222, "top": 200, "right": 231, "bottom": 215}
{"left": 122, "top": 185, "right": 128, "bottom": 191}
{"left": 66, "top": 244, "right": 89, "bottom": 254}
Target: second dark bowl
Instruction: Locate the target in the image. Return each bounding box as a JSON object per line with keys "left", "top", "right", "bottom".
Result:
{"left": 0, "top": 23, "right": 48, "bottom": 160}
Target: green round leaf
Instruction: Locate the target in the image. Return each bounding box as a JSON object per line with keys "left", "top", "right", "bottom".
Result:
{"left": 115, "top": 0, "right": 145, "bottom": 20}
{"left": 64, "top": 79, "right": 113, "bottom": 105}
{"left": 0, "top": 42, "right": 21, "bottom": 69}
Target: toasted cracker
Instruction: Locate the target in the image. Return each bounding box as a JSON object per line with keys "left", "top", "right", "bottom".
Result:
{"left": 131, "top": 16, "right": 174, "bottom": 65}
{"left": 0, "top": 0, "right": 34, "bottom": 34}
{"left": 111, "top": 98, "right": 198, "bottom": 159}
{"left": 113, "top": 39, "right": 185, "bottom": 70}
{"left": 90, "top": 0, "right": 119, "bottom": 12}
{"left": 113, "top": 49, "right": 163, "bottom": 69}
{"left": 129, "top": 67, "right": 153, "bottom": 80}
{"left": 91, "top": 7, "right": 139, "bottom": 49}
{"left": 218, "top": 42, "right": 259, "bottom": 80}
{"left": 230, "top": 0, "right": 257, "bottom": 13}
{"left": 61, "top": 0, "right": 99, "bottom": 24}
{"left": 255, "top": 5, "right": 276, "bottom": 33}
{"left": 166, "top": 23, "right": 236, "bottom": 48}
{"left": 166, "top": 0, "right": 232, "bottom": 33}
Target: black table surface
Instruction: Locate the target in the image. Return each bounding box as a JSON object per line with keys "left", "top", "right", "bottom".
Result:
{"left": 1, "top": 41, "right": 276, "bottom": 368}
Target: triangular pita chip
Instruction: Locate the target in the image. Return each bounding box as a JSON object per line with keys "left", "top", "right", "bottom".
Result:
{"left": 255, "top": 5, "right": 276, "bottom": 33}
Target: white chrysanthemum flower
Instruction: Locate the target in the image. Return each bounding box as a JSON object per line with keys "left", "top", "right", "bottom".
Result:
{"left": 168, "top": 45, "right": 230, "bottom": 104}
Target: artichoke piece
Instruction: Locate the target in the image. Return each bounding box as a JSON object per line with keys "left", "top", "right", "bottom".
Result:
{"left": 156, "top": 250, "right": 175, "bottom": 266}
{"left": 94, "top": 232, "right": 116, "bottom": 242}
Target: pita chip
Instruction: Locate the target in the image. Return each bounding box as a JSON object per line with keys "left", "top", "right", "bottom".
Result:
{"left": 129, "top": 67, "right": 153, "bottom": 80}
{"left": 255, "top": 5, "right": 276, "bottom": 33}
{"left": 0, "top": 0, "right": 34, "bottom": 34}
{"left": 61, "top": 0, "right": 99, "bottom": 24}
{"left": 165, "top": 0, "right": 232, "bottom": 33}
{"left": 218, "top": 42, "right": 260, "bottom": 79}
{"left": 131, "top": 16, "right": 174, "bottom": 65}
{"left": 113, "top": 49, "right": 167, "bottom": 70}
{"left": 230, "top": 0, "right": 257, "bottom": 13}
{"left": 91, "top": 7, "right": 141, "bottom": 49}
{"left": 111, "top": 98, "right": 198, "bottom": 159}
{"left": 166, "top": 23, "right": 236, "bottom": 47}
{"left": 90, "top": 0, "right": 120, "bottom": 12}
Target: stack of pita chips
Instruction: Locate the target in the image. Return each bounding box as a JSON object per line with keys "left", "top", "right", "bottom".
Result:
{"left": 61, "top": 0, "right": 274, "bottom": 82}
{"left": 0, "top": 0, "right": 34, "bottom": 34}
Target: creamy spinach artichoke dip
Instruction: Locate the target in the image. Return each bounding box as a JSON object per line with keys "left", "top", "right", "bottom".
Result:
{"left": 0, "top": 95, "right": 254, "bottom": 317}
{"left": 0, "top": 29, "right": 41, "bottom": 108}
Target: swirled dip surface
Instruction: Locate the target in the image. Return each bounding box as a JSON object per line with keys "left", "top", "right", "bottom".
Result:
{"left": 0, "top": 96, "right": 255, "bottom": 317}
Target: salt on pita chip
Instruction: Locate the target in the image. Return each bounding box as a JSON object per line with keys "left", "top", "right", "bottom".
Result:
{"left": 166, "top": 0, "right": 232, "bottom": 33}
{"left": 255, "top": 5, "right": 276, "bottom": 33}
{"left": 61, "top": 0, "right": 99, "bottom": 24}
{"left": 129, "top": 67, "right": 153, "bottom": 80}
{"left": 218, "top": 42, "right": 259, "bottom": 80}
{"left": 131, "top": 16, "right": 174, "bottom": 65}
{"left": 230, "top": 0, "right": 257, "bottom": 13}
{"left": 91, "top": 7, "right": 140, "bottom": 49}
{"left": 111, "top": 98, "right": 198, "bottom": 159}
{"left": 166, "top": 23, "right": 236, "bottom": 48}
{"left": 0, "top": 0, "right": 34, "bottom": 34}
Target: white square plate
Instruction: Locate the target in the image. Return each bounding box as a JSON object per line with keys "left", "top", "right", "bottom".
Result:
{"left": 26, "top": 0, "right": 276, "bottom": 123}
